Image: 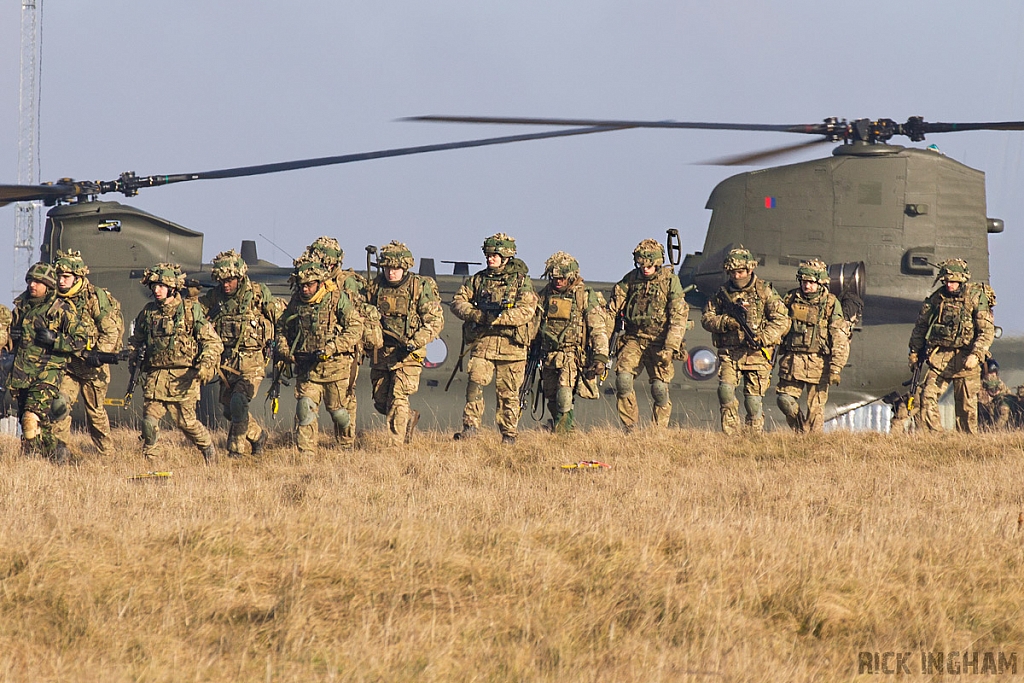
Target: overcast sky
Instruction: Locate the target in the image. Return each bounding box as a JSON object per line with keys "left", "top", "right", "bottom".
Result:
{"left": 2, "top": 1, "right": 1023, "bottom": 329}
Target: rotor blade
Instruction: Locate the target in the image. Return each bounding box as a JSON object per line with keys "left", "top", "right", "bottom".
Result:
{"left": 122, "top": 125, "right": 629, "bottom": 192}
{"left": 404, "top": 114, "right": 826, "bottom": 135}
{"left": 696, "top": 137, "right": 833, "bottom": 166}
{"left": 921, "top": 120, "right": 1024, "bottom": 133}
{"left": 0, "top": 182, "right": 88, "bottom": 206}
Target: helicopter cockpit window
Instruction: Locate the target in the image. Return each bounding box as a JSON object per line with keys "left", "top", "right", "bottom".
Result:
{"left": 98, "top": 220, "right": 121, "bottom": 232}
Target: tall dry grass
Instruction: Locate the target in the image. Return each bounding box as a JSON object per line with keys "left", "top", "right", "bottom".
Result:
{"left": 1, "top": 425, "right": 1024, "bottom": 681}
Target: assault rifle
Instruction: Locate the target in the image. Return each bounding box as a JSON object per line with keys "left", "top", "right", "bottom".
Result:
{"left": 82, "top": 349, "right": 130, "bottom": 367}
{"left": 607, "top": 309, "right": 625, "bottom": 366}
{"left": 904, "top": 353, "right": 926, "bottom": 412}
{"left": 0, "top": 351, "right": 13, "bottom": 416}
{"left": 519, "top": 338, "right": 543, "bottom": 410}
{"left": 726, "top": 297, "right": 774, "bottom": 363}
{"left": 266, "top": 341, "right": 289, "bottom": 416}
{"left": 124, "top": 346, "right": 146, "bottom": 403}
{"left": 293, "top": 350, "right": 328, "bottom": 375}
{"left": 382, "top": 329, "right": 415, "bottom": 362}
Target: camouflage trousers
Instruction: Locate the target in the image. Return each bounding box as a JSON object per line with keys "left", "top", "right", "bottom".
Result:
{"left": 338, "top": 361, "right": 358, "bottom": 449}
{"left": 141, "top": 398, "right": 213, "bottom": 458}
{"left": 464, "top": 356, "right": 526, "bottom": 438}
{"left": 717, "top": 351, "right": 771, "bottom": 435}
{"left": 776, "top": 378, "right": 829, "bottom": 433}
{"left": 17, "top": 384, "right": 68, "bottom": 456}
{"left": 53, "top": 369, "right": 112, "bottom": 454}
{"left": 217, "top": 365, "right": 265, "bottom": 455}
{"left": 614, "top": 337, "right": 674, "bottom": 429}
{"left": 371, "top": 359, "right": 423, "bottom": 446}
{"left": 979, "top": 398, "right": 1011, "bottom": 430}
{"left": 541, "top": 350, "right": 581, "bottom": 430}
{"left": 919, "top": 365, "right": 982, "bottom": 434}
{"left": 294, "top": 376, "right": 351, "bottom": 454}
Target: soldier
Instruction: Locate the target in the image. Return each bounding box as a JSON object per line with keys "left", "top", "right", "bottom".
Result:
{"left": 535, "top": 251, "right": 610, "bottom": 434}
{"left": 277, "top": 260, "right": 364, "bottom": 455}
{"left": 909, "top": 258, "right": 995, "bottom": 433}
{"left": 364, "top": 241, "right": 445, "bottom": 445}
{"left": 607, "top": 239, "right": 688, "bottom": 431}
{"left": 128, "top": 263, "right": 224, "bottom": 462}
{"left": 774, "top": 260, "right": 851, "bottom": 432}
{"left": 451, "top": 233, "right": 538, "bottom": 444}
{"left": 50, "top": 249, "right": 124, "bottom": 454}
{"left": 293, "top": 236, "right": 381, "bottom": 448}
{"left": 701, "top": 246, "right": 790, "bottom": 434}
{"left": 199, "top": 249, "right": 284, "bottom": 457}
{"left": 9, "top": 262, "right": 90, "bottom": 462}
{"left": 978, "top": 359, "right": 1011, "bottom": 430}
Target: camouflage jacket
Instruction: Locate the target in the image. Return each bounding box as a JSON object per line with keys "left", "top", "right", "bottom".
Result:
{"left": 129, "top": 294, "right": 223, "bottom": 373}
{"left": 199, "top": 277, "right": 283, "bottom": 369}
{"left": 777, "top": 288, "right": 851, "bottom": 383}
{"left": 57, "top": 278, "right": 125, "bottom": 380}
{"left": 536, "top": 278, "right": 610, "bottom": 364}
{"left": 0, "top": 304, "right": 11, "bottom": 351}
{"left": 909, "top": 282, "right": 995, "bottom": 364}
{"left": 278, "top": 284, "right": 364, "bottom": 382}
{"left": 365, "top": 272, "right": 445, "bottom": 367}
{"left": 607, "top": 267, "right": 687, "bottom": 352}
{"left": 451, "top": 259, "right": 538, "bottom": 361}
{"left": 702, "top": 275, "right": 790, "bottom": 366}
{"left": 8, "top": 291, "right": 90, "bottom": 391}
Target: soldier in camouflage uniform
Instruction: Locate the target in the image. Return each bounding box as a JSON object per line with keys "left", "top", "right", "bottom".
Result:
{"left": 364, "top": 241, "right": 445, "bottom": 445}
{"left": 50, "top": 250, "right": 124, "bottom": 454}
{"left": 293, "top": 236, "right": 380, "bottom": 448}
{"left": 607, "top": 239, "right": 688, "bottom": 430}
{"left": 909, "top": 258, "right": 995, "bottom": 433}
{"left": 451, "top": 233, "right": 538, "bottom": 445}
{"left": 702, "top": 246, "right": 790, "bottom": 434}
{"left": 978, "top": 359, "right": 1011, "bottom": 430}
{"left": 199, "top": 249, "right": 284, "bottom": 457}
{"left": 128, "top": 263, "right": 224, "bottom": 462}
{"left": 775, "top": 260, "right": 851, "bottom": 432}
{"left": 277, "top": 260, "right": 364, "bottom": 455}
{"left": 535, "top": 251, "right": 610, "bottom": 434}
{"left": 9, "top": 262, "right": 90, "bottom": 462}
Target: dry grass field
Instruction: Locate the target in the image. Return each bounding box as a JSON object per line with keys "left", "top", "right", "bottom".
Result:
{"left": 2, "top": 425, "right": 1024, "bottom": 681}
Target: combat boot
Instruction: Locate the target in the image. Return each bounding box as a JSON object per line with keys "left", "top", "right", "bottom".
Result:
{"left": 453, "top": 426, "right": 478, "bottom": 441}
{"left": 249, "top": 430, "right": 268, "bottom": 456}
{"left": 52, "top": 442, "right": 72, "bottom": 466}
{"left": 201, "top": 444, "right": 218, "bottom": 465}
{"left": 501, "top": 434, "right": 517, "bottom": 446}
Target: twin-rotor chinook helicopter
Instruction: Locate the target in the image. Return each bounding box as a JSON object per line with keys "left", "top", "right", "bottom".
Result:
{"left": 2, "top": 114, "right": 1021, "bottom": 431}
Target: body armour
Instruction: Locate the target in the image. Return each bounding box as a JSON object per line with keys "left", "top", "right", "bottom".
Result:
{"left": 61, "top": 279, "right": 124, "bottom": 378}
{"left": 702, "top": 275, "right": 790, "bottom": 350}
{"left": 199, "top": 278, "right": 281, "bottom": 359}
{"left": 9, "top": 292, "right": 90, "bottom": 390}
{"left": 608, "top": 267, "right": 687, "bottom": 350}
{"left": 131, "top": 297, "right": 222, "bottom": 370}
{"left": 910, "top": 282, "right": 994, "bottom": 351}
{"left": 365, "top": 272, "right": 444, "bottom": 349}
{"left": 278, "top": 286, "right": 364, "bottom": 382}
{"left": 780, "top": 289, "right": 847, "bottom": 355}
{"left": 452, "top": 258, "right": 537, "bottom": 349}
{"left": 538, "top": 279, "right": 609, "bottom": 355}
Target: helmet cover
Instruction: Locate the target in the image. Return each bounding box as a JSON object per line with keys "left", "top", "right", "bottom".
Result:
{"left": 723, "top": 246, "right": 758, "bottom": 272}
{"left": 141, "top": 263, "right": 186, "bottom": 289}
{"left": 482, "top": 233, "right": 517, "bottom": 258}
{"left": 936, "top": 258, "right": 970, "bottom": 283}
{"left": 378, "top": 240, "right": 415, "bottom": 270}
{"left": 210, "top": 249, "right": 248, "bottom": 281}
{"left": 53, "top": 249, "right": 90, "bottom": 277}
{"left": 544, "top": 251, "right": 580, "bottom": 279}
{"left": 25, "top": 261, "right": 57, "bottom": 288}
{"left": 796, "top": 259, "right": 829, "bottom": 285}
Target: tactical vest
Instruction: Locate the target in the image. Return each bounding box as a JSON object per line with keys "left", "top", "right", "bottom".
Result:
{"left": 467, "top": 262, "right": 530, "bottom": 345}
{"left": 144, "top": 298, "right": 204, "bottom": 369}
{"left": 368, "top": 274, "right": 424, "bottom": 346}
{"left": 288, "top": 287, "right": 344, "bottom": 355}
{"left": 711, "top": 277, "right": 774, "bottom": 348}
{"left": 540, "top": 284, "right": 593, "bottom": 352}
{"left": 205, "top": 279, "right": 274, "bottom": 355}
{"left": 781, "top": 290, "right": 836, "bottom": 354}
{"left": 924, "top": 283, "right": 989, "bottom": 349}
{"left": 621, "top": 267, "right": 679, "bottom": 339}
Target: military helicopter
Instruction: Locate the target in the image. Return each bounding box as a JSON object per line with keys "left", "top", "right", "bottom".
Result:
{"left": 2, "top": 115, "right": 1021, "bottom": 432}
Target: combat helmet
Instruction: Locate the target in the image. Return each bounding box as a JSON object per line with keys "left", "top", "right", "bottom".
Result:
{"left": 723, "top": 245, "right": 757, "bottom": 272}
{"left": 544, "top": 251, "right": 580, "bottom": 280}
{"left": 632, "top": 239, "right": 665, "bottom": 268}
{"left": 482, "top": 233, "right": 517, "bottom": 259}
{"left": 25, "top": 261, "right": 57, "bottom": 288}
{"left": 141, "top": 263, "right": 186, "bottom": 290}
{"left": 293, "top": 260, "right": 330, "bottom": 286}
{"left": 53, "top": 249, "right": 90, "bottom": 277}
{"left": 304, "top": 236, "right": 344, "bottom": 270}
{"left": 936, "top": 258, "right": 970, "bottom": 283}
{"left": 210, "top": 249, "right": 248, "bottom": 281}
{"left": 378, "top": 241, "right": 415, "bottom": 270}
{"left": 796, "top": 259, "right": 829, "bottom": 285}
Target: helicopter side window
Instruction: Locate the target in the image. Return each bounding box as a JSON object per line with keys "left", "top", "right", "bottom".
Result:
{"left": 98, "top": 220, "right": 121, "bottom": 232}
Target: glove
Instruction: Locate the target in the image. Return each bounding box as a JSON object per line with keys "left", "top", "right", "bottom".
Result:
{"left": 197, "top": 364, "right": 216, "bottom": 384}
{"left": 724, "top": 318, "right": 741, "bottom": 331}
{"left": 34, "top": 327, "right": 57, "bottom": 348}
{"left": 963, "top": 353, "right": 980, "bottom": 371}
{"left": 656, "top": 349, "right": 675, "bottom": 368}
{"left": 586, "top": 361, "right": 607, "bottom": 379}
{"left": 828, "top": 372, "right": 841, "bottom": 386}
{"left": 908, "top": 352, "right": 919, "bottom": 370}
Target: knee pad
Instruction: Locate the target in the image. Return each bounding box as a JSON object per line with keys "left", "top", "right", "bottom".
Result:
{"left": 745, "top": 394, "right": 763, "bottom": 417}
{"left": 718, "top": 383, "right": 737, "bottom": 406}
{"left": 466, "top": 381, "right": 484, "bottom": 403}
{"left": 650, "top": 380, "right": 670, "bottom": 407}
{"left": 141, "top": 417, "right": 159, "bottom": 445}
{"left": 776, "top": 393, "right": 800, "bottom": 419}
{"left": 229, "top": 392, "right": 249, "bottom": 423}
{"left": 615, "top": 371, "right": 635, "bottom": 397}
{"left": 21, "top": 411, "right": 41, "bottom": 441}
{"left": 330, "top": 407, "right": 350, "bottom": 431}
{"left": 555, "top": 386, "right": 574, "bottom": 413}
{"left": 296, "top": 396, "right": 318, "bottom": 426}
{"left": 49, "top": 393, "right": 70, "bottom": 422}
